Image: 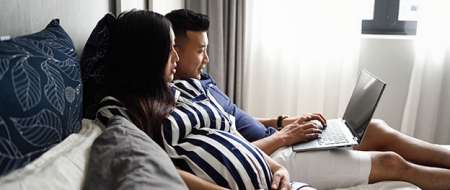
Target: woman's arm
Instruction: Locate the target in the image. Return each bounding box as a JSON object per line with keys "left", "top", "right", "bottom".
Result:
{"left": 263, "top": 153, "right": 291, "bottom": 190}
{"left": 264, "top": 154, "right": 316, "bottom": 190}
{"left": 178, "top": 169, "right": 228, "bottom": 190}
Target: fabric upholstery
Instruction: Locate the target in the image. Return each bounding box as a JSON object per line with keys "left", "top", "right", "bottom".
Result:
{"left": 80, "top": 13, "right": 115, "bottom": 119}
{"left": 0, "top": 119, "right": 102, "bottom": 190}
{"left": 0, "top": 19, "right": 82, "bottom": 176}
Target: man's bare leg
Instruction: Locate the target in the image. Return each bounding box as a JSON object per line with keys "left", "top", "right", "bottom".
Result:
{"left": 355, "top": 119, "right": 450, "bottom": 169}
{"left": 368, "top": 151, "right": 450, "bottom": 190}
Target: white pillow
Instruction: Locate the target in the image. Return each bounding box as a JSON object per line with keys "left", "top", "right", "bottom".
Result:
{"left": 0, "top": 119, "right": 102, "bottom": 190}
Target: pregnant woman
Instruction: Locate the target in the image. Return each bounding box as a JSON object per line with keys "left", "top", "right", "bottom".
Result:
{"left": 98, "top": 9, "right": 303, "bottom": 190}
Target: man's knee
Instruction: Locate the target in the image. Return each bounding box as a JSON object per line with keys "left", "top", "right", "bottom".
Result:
{"left": 369, "top": 119, "right": 392, "bottom": 133}
{"left": 367, "top": 119, "right": 399, "bottom": 146}
{"left": 369, "top": 151, "right": 411, "bottom": 182}
{"left": 370, "top": 119, "right": 385, "bottom": 126}
{"left": 374, "top": 151, "right": 410, "bottom": 176}
{"left": 359, "top": 119, "right": 397, "bottom": 151}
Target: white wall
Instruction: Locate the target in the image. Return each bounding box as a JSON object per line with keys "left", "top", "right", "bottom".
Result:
{"left": 359, "top": 36, "right": 415, "bottom": 131}
{"left": 0, "top": 0, "right": 112, "bottom": 54}
{"left": 0, "top": 0, "right": 185, "bottom": 55}
{"left": 116, "top": 0, "right": 147, "bottom": 13}
{"left": 150, "top": 0, "right": 184, "bottom": 15}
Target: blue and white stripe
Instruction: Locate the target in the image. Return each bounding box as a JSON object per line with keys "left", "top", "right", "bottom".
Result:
{"left": 163, "top": 79, "right": 272, "bottom": 189}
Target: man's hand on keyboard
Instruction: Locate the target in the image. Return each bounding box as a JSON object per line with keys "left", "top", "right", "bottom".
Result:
{"left": 276, "top": 118, "right": 323, "bottom": 146}
{"left": 282, "top": 113, "right": 327, "bottom": 128}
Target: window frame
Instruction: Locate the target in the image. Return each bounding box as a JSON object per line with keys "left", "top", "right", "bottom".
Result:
{"left": 362, "top": 0, "right": 417, "bottom": 35}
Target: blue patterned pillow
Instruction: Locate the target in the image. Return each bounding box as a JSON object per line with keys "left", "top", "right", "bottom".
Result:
{"left": 0, "top": 19, "right": 83, "bottom": 176}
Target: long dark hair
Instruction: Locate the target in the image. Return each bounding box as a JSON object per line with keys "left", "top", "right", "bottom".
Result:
{"left": 104, "top": 10, "right": 174, "bottom": 146}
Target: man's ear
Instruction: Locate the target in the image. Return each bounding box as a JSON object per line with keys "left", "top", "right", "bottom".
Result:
{"left": 174, "top": 36, "right": 187, "bottom": 49}
{"left": 174, "top": 45, "right": 182, "bottom": 56}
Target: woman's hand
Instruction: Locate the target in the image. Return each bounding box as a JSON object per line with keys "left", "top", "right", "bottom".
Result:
{"left": 300, "top": 187, "right": 317, "bottom": 190}
{"left": 262, "top": 153, "right": 291, "bottom": 190}
{"left": 271, "top": 165, "right": 290, "bottom": 190}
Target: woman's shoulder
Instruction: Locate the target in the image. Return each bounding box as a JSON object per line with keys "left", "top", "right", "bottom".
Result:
{"left": 95, "top": 96, "right": 131, "bottom": 128}
{"left": 88, "top": 115, "right": 187, "bottom": 190}
{"left": 172, "top": 79, "right": 206, "bottom": 96}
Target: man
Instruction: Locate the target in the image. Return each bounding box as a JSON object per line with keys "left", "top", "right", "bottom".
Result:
{"left": 166, "top": 9, "right": 450, "bottom": 189}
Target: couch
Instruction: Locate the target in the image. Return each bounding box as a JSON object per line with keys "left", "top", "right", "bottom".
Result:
{"left": 0, "top": 119, "right": 421, "bottom": 190}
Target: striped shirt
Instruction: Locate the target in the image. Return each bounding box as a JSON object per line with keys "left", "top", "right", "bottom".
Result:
{"left": 163, "top": 79, "right": 273, "bottom": 190}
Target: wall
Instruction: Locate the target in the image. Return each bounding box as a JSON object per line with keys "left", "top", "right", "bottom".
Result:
{"left": 116, "top": 0, "right": 147, "bottom": 13}
{"left": 0, "top": 0, "right": 184, "bottom": 56}
{"left": 359, "top": 36, "right": 415, "bottom": 131}
{"left": 0, "top": 0, "right": 113, "bottom": 54}
{"left": 150, "top": 0, "right": 184, "bottom": 15}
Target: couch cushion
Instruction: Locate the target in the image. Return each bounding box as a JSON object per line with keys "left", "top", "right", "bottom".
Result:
{"left": 80, "top": 13, "right": 115, "bottom": 119}
{"left": 0, "top": 119, "right": 102, "bottom": 190}
{"left": 0, "top": 19, "right": 83, "bottom": 176}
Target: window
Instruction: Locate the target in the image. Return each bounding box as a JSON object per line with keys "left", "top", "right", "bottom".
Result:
{"left": 362, "top": 0, "right": 418, "bottom": 35}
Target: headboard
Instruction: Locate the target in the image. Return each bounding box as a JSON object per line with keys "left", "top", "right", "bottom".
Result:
{"left": 0, "top": 0, "right": 114, "bottom": 54}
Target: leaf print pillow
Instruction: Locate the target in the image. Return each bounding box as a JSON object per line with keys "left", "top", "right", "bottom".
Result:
{"left": 0, "top": 19, "right": 83, "bottom": 176}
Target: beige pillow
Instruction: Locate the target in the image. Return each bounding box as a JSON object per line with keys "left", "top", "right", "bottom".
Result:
{"left": 0, "top": 119, "right": 102, "bottom": 190}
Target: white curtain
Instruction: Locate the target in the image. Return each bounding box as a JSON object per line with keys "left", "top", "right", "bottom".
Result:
{"left": 243, "top": 0, "right": 362, "bottom": 119}
{"left": 401, "top": 1, "right": 450, "bottom": 144}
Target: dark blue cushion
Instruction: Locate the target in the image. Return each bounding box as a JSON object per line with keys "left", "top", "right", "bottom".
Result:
{"left": 80, "top": 13, "right": 115, "bottom": 119}
{"left": 0, "top": 19, "right": 83, "bottom": 176}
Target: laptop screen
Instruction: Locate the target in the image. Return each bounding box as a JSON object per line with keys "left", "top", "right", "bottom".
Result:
{"left": 343, "top": 70, "right": 386, "bottom": 141}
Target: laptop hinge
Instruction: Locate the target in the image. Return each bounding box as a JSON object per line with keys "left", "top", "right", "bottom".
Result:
{"left": 344, "top": 120, "right": 359, "bottom": 141}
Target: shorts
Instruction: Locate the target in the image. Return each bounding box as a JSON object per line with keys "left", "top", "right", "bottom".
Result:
{"left": 271, "top": 147, "right": 371, "bottom": 189}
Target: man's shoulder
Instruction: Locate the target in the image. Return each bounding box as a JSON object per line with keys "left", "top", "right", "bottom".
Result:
{"left": 200, "top": 73, "right": 216, "bottom": 86}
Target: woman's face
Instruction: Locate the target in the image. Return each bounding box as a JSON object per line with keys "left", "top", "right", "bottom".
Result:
{"left": 164, "top": 28, "right": 179, "bottom": 82}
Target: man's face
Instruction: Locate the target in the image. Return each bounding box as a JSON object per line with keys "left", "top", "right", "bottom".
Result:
{"left": 174, "top": 31, "right": 209, "bottom": 80}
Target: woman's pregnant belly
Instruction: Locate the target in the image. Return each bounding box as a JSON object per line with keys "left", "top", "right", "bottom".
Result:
{"left": 166, "top": 128, "right": 273, "bottom": 190}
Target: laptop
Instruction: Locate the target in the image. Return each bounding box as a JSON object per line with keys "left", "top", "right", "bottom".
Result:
{"left": 292, "top": 70, "right": 386, "bottom": 152}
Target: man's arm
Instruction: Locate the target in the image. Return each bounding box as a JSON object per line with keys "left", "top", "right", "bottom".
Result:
{"left": 254, "top": 113, "right": 328, "bottom": 155}
{"left": 253, "top": 119, "right": 323, "bottom": 155}
{"left": 200, "top": 73, "right": 324, "bottom": 155}
{"left": 256, "top": 117, "right": 278, "bottom": 128}
{"left": 257, "top": 113, "right": 326, "bottom": 129}
{"left": 252, "top": 132, "right": 286, "bottom": 156}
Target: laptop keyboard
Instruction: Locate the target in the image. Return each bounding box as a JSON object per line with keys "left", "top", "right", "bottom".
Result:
{"left": 318, "top": 125, "right": 349, "bottom": 145}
